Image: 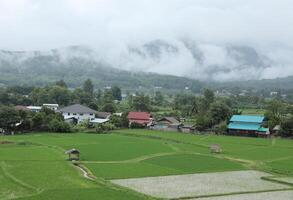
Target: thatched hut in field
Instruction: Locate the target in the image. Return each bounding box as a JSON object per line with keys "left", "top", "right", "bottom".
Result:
{"left": 65, "top": 149, "right": 80, "bottom": 161}
{"left": 210, "top": 144, "right": 222, "bottom": 154}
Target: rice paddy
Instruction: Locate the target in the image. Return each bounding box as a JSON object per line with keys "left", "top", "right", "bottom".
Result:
{"left": 112, "top": 170, "right": 291, "bottom": 199}
{"left": 1, "top": 129, "right": 293, "bottom": 199}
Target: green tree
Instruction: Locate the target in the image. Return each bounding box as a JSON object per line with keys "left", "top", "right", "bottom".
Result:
{"left": 131, "top": 94, "right": 151, "bottom": 112}
{"left": 88, "top": 102, "right": 99, "bottom": 111}
{"left": 48, "top": 86, "right": 71, "bottom": 106}
{"left": 73, "top": 88, "right": 92, "bottom": 105}
{"left": 195, "top": 115, "right": 212, "bottom": 131}
{"left": 173, "top": 94, "right": 196, "bottom": 116}
{"left": 209, "top": 101, "right": 231, "bottom": 125}
{"left": 0, "top": 106, "right": 20, "bottom": 133}
{"left": 103, "top": 90, "right": 114, "bottom": 103}
{"left": 110, "top": 113, "right": 129, "bottom": 128}
{"left": 265, "top": 99, "right": 287, "bottom": 129}
{"left": 48, "top": 119, "right": 71, "bottom": 133}
{"left": 101, "top": 103, "right": 116, "bottom": 113}
{"left": 154, "top": 91, "right": 164, "bottom": 106}
{"left": 280, "top": 116, "right": 293, "bottom": 137}
{"left": 83, "top": 79, "right": 94, "bottom": 96}
{"left": 0, "top": 89, "right": 10, "bottom": 105}
{"left": 30, "top": 88, "right": 50, "bottom": 105}
{"left": 204, "top": 89, "right": 215, "bottom": 108}
{"left": 55, "top": 80, "right": 68, "bottom": 88}
{"left": 111, "top": 86, "right": 122, "bottom": 101}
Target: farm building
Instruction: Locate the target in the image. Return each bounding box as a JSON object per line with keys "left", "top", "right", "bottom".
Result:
{"left": 128, "top": 112, "right": 152, "bottom": 126}
{"left": 153, "top": 117, "right": 182, "bottom": 131}
{"left": 228, "top": 115, "right": 270, "bottom": 136}
{"left": 65, "top": 149, "right": 80, "bottom": 161}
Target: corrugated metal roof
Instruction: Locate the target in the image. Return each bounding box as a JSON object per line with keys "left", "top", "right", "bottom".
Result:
{"left": 228, "top": 122, "right": 261, "bottom": 131}
{"left": 157, "top": 117, "right": 180, "bottom": 125}
{"left": 60, "top": 104, "right": 96, "bottom": 114}
{"left": 128, "top": 112, "right": 151, "bottom": 120}
{"left": 230, "top": 115, "right": 265, "bottom": 123}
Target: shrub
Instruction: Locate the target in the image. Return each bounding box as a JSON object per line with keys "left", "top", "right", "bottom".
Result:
{"left": 130, "top": 122, "right": 145, "bottom": 129}
{"left": 48, "top": 119, "right": 71, "bottom": 133}
{"left": 95, "top": 122, "right": 116, "bottom": 133}
{"left": 110, "top": 114, "right": 129, "bottom": 128}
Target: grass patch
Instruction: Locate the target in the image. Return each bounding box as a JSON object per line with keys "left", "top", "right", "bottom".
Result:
{"left": 0, "top": 164, "right": 34, "bottom": 200}
{"left": 2, "top": 130, "right": 293, "bottom": 199}
{"left": 64, "top": 136, "right": 174, "bottom": 161}
{"left": 86, "top": 162, "right": 180, "bottom": 180}
{"left": 0, "top": 145, "right": 64, "bottom": 161}
{"left": 143, "top": 153, "right": 246, "bottom": 174}
{"left": 15, "top": 187, "right": 154, "bottom": 200}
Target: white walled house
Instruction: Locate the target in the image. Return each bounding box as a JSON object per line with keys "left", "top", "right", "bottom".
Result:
{"left": 43, "top": 104, "right": 59, "bottom": 111}
{"left": 60, "top": 104, "right": 96, "bottom": 124}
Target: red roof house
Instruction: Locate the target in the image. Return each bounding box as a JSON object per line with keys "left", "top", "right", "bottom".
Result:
{"left": 128, "top": 112, "right": 152, "bottom": 126}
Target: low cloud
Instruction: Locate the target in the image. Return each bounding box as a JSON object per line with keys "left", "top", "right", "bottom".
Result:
{"left": 0, "top": 0, "right": 293, "bottom": 81}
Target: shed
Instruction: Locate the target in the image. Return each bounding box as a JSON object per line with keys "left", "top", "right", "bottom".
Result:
{"left": 210, "top": 144, "right": 222, "bottom": 153}
{"left": 65, "top": 149, "right": 80, "bottom": 161}
{"left": 153, "top": 117, "right": 182, "bottom": 131}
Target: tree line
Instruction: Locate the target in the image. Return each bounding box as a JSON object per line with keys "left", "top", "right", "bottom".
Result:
{"left": 1, "top": 79, "right": 293, "bottom": 137}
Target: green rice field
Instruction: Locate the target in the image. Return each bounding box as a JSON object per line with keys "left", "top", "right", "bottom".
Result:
{"left": 1, "top": 129, "right": 293, "bottom": 199}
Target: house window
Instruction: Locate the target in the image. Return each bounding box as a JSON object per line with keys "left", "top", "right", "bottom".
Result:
{"left": 73, "top": 113, "right": 77, "bottom": 115}
{"left": 68, "top": 113, "right": 71, "bottom": 115}
{"left": 80, "top": 113, "right": 84, "bottom": 116}
{"left": 90, "top": 113, "right": 94, "bottom": 116}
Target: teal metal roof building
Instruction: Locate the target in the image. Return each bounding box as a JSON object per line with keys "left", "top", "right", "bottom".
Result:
{"left": 228, "top": 115, "right": 269, "bottom": 136}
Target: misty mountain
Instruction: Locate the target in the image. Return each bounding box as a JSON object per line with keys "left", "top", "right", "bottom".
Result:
{"left": 0, "top": 46, "right": 203, "bottom": 92}
{"left": 0, "top": 42, "right": 292, "bottom": 91}
{"left": 126, "top": 39, "right": 272, "bottom": 81}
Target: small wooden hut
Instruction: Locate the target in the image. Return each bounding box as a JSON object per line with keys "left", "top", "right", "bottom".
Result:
{"left": 65, "top": 149, "right": 80, "bottom": 161}
{"left": 210, "top": 144, "right": 222, "bottom": 154}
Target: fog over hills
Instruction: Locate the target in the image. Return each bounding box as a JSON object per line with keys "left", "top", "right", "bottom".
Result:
{"left": 0, "top": 40, "right": 290, "bottom": 82}
{"left": 124, "top": 39, "right": 273, "bottom": 81}
{"left": 1, "top": 0, "right": 293, "bottom": 84}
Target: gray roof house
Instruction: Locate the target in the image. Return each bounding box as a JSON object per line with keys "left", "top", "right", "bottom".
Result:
{"left": 60, "top": 104, "right": 97, "bottom": 123}
{"left": 60, "top": 104, "right": 96, "bottom": 114}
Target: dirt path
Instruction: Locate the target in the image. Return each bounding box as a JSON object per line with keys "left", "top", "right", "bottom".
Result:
{"left": 74, "top": 163, "right": 95, "bottom": 180}
{"left": 82, "top": 152, "right": 180, "bottom": 164}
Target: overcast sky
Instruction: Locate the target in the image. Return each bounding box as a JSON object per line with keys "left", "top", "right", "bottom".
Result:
{"left": 0, "top": 0, "right": 293, "bottom": 80}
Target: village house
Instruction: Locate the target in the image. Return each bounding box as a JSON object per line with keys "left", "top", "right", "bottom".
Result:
{"left": 153, "top": 117, "right": 182, "bottom": 131}
{"left": 60, "top": 104, "right": 96, "bottom": 124}
{"left": 43, "top": 104, "right": 59, "bottom": 111}
{"left": 127, "top": 112, "right": 152, "bottom": 127}
{"left": 228, "top": 115, "right": 270, "bottom": 137}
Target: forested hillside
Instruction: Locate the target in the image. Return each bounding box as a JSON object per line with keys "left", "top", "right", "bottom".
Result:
{"left": 0, "top": 47, "right": 202, "bottom": 92}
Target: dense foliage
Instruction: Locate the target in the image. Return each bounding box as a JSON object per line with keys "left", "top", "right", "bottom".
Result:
{"left": 1, "top": 79, "right": 293, "bottom": 137}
